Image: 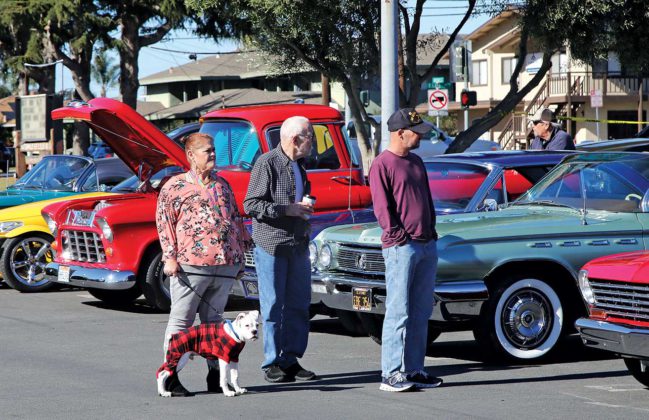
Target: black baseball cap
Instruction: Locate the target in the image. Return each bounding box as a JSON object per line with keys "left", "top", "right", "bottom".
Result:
{"left": 387, "top": 108, "right": 433, "bottom": 135}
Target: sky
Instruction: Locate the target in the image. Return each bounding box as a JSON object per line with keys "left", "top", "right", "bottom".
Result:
{"left": 53, "top": 1, "right": 493, "bottom": 99}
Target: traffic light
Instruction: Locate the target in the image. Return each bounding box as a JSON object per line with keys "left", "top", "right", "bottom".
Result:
{"left": 460, "top": 90, "right": 477, "bottom": 109}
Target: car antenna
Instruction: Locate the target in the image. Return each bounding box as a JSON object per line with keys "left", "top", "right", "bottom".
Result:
{"left": 581, "top": 180, "right": 588, "bottom": 225}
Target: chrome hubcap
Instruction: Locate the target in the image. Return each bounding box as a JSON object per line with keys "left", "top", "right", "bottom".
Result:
{"left": 10, "top": 239, "right": 53, "bottom": 286}
{"left": 501, "top": 289, "right": 552, "bottom": 349}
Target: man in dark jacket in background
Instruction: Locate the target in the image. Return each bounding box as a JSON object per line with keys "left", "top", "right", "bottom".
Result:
{"left": 529, "top": 107, "right": 575, "bottom": 150}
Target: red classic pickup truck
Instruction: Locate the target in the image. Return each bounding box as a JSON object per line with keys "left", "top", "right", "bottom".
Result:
{"left": 42, "top": 97, "right": 371, "bottom": 310}
{"left": 576, "top": 251, "right": 649, "bottom": 387}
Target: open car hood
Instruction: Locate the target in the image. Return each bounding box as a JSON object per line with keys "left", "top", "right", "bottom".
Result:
{"left": 52, "top": 98, "right": 188, "bottom": 176}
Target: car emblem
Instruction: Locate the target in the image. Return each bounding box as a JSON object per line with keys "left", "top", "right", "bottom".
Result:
{"left": 355, "top": 253, "right": 367, "bottom": 270}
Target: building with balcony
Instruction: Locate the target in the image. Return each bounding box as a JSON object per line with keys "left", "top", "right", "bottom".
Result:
{"left": 437, "top": 7, "right": 648, "bottom": 149}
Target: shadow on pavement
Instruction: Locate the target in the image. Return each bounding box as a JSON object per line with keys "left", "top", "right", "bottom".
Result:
{"left": 427, "top": 334, "right": 617, "bottom": 366}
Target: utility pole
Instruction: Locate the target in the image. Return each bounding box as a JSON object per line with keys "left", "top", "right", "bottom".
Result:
{"left": 380, "top": 0, "right": 399, "bottom": 152}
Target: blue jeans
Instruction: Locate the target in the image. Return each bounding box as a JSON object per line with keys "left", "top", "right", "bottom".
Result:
{"left": 254, "top": 245, "right": 311, "bottom": 370}
{"left": 381, "top": 240, "right": 437, "bottom": 378}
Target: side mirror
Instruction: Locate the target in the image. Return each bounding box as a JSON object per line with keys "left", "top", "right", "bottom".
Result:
{"left": 481, "top": 198, "right": 498, "bottom": 212}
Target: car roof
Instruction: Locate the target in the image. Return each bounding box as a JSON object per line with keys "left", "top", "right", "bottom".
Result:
{"left": 423, "top": 150, "right": 575, "bottom": 166}
{"left": 577, "top": 137, "right": 649, "bottom": 152}
{"left": 201, "top": 104, "right": 343, "bottom": 126}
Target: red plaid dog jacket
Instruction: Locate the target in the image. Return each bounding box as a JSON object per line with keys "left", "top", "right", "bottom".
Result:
{"left": 158, "top": 322, "right": 245, "bottom": 375}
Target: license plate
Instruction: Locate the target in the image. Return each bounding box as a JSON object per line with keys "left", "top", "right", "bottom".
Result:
{"left": 58, "top": 265, "right": 70, "bottom": 283}
{"left": 352, "top": 287, "right": 372, "bottom": 311}
{"left": 241, "top": 279, "right": 259, "bottom": 298}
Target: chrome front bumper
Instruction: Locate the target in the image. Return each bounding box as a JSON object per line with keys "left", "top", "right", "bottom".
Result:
{"left": 230, "top": 268, "right": 325, "bottom": 305}
{"left": 311, "top": 272, "right": 488, "bottom": 322}
{"left": 45, "top": 262, "right": 136, "bottom": 290}
{"left": 575, "top": 317, "right": 649, "bottom": 359}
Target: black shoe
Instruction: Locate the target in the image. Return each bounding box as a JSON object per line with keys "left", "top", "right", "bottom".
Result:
{"left": 206, "top": 366, "right": 222, "bottom": 393}
{"left": 406, "top": 370, "right": 443, "bottom": 389}
{"left": 166, "top": 373, "right": 194, "bottom": 397}
{"left": 263, "top": 365, "right": 292, "bottom": 383}
{"left": 285, "top": 362, "right": 317, "bottom": 381}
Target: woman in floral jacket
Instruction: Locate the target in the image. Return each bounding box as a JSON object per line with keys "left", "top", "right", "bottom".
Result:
{"left": 155, "top": 132, "right": 251, "bottom": 396}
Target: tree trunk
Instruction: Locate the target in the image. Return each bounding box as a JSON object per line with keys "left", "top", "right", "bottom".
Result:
{"left": 118, "top": 15, "right": 140, "bottom": 109}
{"left": 342, "top": 78, "right": 377, "bottom": 174}
{"left": 72, "top": 121, "right": 90, "bottom": 156}
{"left": 321, "top": 73, "right": 330, "bottom": 105}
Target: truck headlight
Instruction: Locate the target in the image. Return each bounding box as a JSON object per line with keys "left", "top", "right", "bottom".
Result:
{"left": 0, "top": 221, "right": 23, "bottom": 233}
{"left": 42, "top": 214, "right": 57, "bottom": 236}
{"left": 578, "top": 269, "right": 596, "bottom": 305}
{"left": 95, "top": 217, "right": 113, "bottom": 242}
{"left": 308, "top": 241, "right": 318, "bottom": 267}
{"left": 318, "top": 243, "right": 332, "bottom": 269}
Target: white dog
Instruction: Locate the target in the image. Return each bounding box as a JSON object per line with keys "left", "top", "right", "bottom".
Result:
{"left": 157, "top": 310, "right": 260, "bottom": 397}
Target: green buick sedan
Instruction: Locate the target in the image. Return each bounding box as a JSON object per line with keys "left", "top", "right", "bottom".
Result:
{"left": 310, "top": 152, "right": 649, "bottom": 361}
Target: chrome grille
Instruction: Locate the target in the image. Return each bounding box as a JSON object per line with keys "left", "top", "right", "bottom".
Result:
{"left": 62, "top": 230, "right": 106, "bottom": 263}
{"left": 590, "top": 279, "right": 649, "bottom": 322}
{"left": 335, "top": 244, "right": 384, "bottom": 275}
{"left": 244, "top": 249, "right": 255, "bottom": 267}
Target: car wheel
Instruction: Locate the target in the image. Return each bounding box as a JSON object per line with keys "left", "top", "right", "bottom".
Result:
{"left": 88, "top": 287, "right": 142, "bottom": 306}
{"left": 1, "top": 234, "right": 56, "bottom": 292}
{"left": 336, "top": 309, "right": 365, "bottom": 335}
{"left": 623, "top": 358, "right": 649, "bottom": 387}
{"left": 474, "top": 276, "right": 564, "bottom": 361}
{"left": 141, "top": 251, "right": 171, "bottom": 312}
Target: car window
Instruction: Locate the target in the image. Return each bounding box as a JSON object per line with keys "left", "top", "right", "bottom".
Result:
{"left": 517, "top": 159, "right": 649, "bottom": 212}
{"left": 200, "top": 121, "right": 260, "bottom": 169}
{"left": 79, "top": 168, "right": 99, "bottom": 192}
{"left": 12, "top": 156, "right": 90, "bottom": 191}
{"left": 425, "top": 161, "right": 491, "bottom": 212}
{"left": 266, "top": 124, "right": 341, "bottom": 170}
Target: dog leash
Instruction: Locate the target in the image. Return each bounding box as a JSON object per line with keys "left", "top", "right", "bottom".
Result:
{"left": 171, "top": 269, "right": 243, "bottom": 314}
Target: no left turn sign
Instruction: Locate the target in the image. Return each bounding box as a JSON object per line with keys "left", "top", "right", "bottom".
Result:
{"left": 428, "top": 89, "right": 449, "bottom": 112}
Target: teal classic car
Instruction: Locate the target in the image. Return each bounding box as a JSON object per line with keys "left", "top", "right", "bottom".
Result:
{"left": 310, "top": 152, "right": 649, "bottom": 361}
{"left": 0, "top": 155, "right": 131, "bottom": 209}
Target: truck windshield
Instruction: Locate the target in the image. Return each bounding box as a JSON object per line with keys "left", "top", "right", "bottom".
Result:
{"left": 199, "top": 120, "right": 260, "bottom": 168}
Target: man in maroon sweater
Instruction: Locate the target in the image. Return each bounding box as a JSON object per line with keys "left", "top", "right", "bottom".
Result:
{"left": 369, "top": 108, "right": 443, "bottom": 392}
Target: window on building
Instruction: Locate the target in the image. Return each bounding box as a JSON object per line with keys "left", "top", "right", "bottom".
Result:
{"left": 502, "top": 57, "right": 518, "bottom": 84}
{"left": 551, "top": 52, "right": 568, "bottom": 74}
{"left": 471, "top": 60, "right": 487, "bottom": 86}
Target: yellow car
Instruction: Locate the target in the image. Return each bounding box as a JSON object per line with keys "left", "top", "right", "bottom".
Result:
{"left": 0, "top": 192, "right": 113, "bottom": 292}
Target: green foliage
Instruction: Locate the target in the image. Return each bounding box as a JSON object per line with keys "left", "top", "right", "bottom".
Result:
{"left": 522, "top": 0, "right": 649, "bottom": 74}
{"left": 91, "top": 48, "right": 119, "bottom": 97}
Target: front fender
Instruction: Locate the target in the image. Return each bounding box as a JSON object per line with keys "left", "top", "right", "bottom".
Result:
{"left": 2, "top": 225, "right": 53, "bottom": 239}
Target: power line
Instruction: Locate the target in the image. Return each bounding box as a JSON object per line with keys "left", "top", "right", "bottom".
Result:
{"left": 147, "top": 46, "right": 247, "bottom": 55}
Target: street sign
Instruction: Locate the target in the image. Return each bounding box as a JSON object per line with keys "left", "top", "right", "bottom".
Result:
{"left": 590, "top": 89, "right": 603, "bottom": 108}
{"left": 428, "top": 89, "right": 449, "bottom": 116}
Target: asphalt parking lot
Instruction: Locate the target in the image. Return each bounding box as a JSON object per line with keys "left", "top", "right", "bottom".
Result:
{"left": 3, "top": 284, "right": 649, "bottom": 420}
